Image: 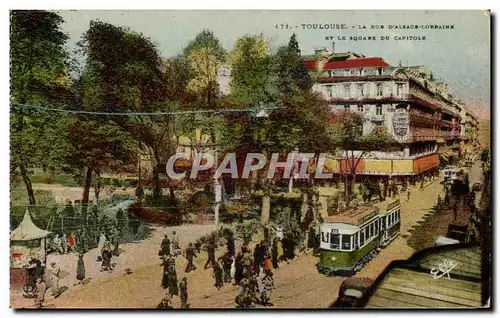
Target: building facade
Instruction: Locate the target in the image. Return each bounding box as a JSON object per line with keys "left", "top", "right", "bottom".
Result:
{"left": 304, "top": 48, "right": 478, "bottom": 179}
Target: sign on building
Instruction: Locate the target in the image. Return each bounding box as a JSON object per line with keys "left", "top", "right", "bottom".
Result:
{"left": 393, "top": 108, "right": 409, "bottom": 138}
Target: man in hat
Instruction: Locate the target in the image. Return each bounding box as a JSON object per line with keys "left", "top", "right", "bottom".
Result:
{"left": 184, "top": 243, "right": 197, "bottom": 273}
{"left": 50, "top": 262, "right": 61, "bottom": 297}
{"left": 160, "top": 235, "right": 171, "bottom": 258}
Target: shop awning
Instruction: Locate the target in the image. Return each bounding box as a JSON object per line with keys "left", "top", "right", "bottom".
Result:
{"left": 10, "top": 210, "right": 51, "bottom": 241}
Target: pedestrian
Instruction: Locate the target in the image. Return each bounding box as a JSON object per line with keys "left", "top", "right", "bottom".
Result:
{"left": 61, "top": 233, "right": 68, "bottom": 254}
{"left": 277, "top": 239, "right": 284, "bottom": 263}
{"left": 179, "top": 277, "right": 189, "bottom": 308}
{"left": 248, "top": 272, "right": 260, "bottom": 305}
{"left": 227, "top": 231, "right": 236, "bottom": 257}
{"left": 218, "top": 252, "right": 233, "bottom": 283}
{"left": 34, "top": 277, "right": 46, "bottom": 308}
{"left": 97, "top": 232, "right": 106, "bottom": 261}
{"left": 271, "top": 238, "right": 279, "bottom": 269}
{"left": 184, "top": 243, "right": 197, "bottom": 273}
{"left": 161, "top": 256, "right": 170, "bottom": 289}
{"left": 253, "top": 244, "right": 261, "bottom": 274}
{"left": 171, "top": 231, "right": 180, "bottom": 257}
{"left": 263, "top": 255, "right": 272, "bottom": 274}
{"left": 52, "top": 234, "right": 63, "bottom": 255}
{"left": 260, "top": 270, "right": 275, "bottom": 306}
{"left": 213, "top": 260, "right": 223, "bottom": 290}
{"left": 407, "top": 190, "right": 411, "bottom": 202}
{"left": 167, "top": 255, "right": 179, "bottom": 296}
{"left": 420, "top": 180, "right": 424, "bottom": 191}
{"left": 76, "top": 252, "right": 86, "bottom": 285}
{"left": 27, "top": 254, "right": 43, "bottom": 287}
{"left": 234, "top": 251, "right": 243, "bottom": 285}
{"left": 160, "top": 235, "right": 171, "bottom": 258}
{"left": 235, "top": 277, "right": 248, "bottom": 308}
{"left": 50, "top": 262, "right": 60, "bottom": 297}
{"left": 101, "top": 246, "right": 113, "bottom": 272}
{"left": 203, "top": 241, "right": 216, "bottom": 270}
{"left": 112, "top": 226, "right": 120, "bottom": 256}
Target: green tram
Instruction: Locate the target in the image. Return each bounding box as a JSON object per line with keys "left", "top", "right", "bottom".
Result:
{"left": 316, "top": 199, "right": 401, "bottom": 276}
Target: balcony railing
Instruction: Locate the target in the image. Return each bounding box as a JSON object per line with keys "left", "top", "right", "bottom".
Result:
{"left": 371, "top": 114, "right": 384, "bottom": 122}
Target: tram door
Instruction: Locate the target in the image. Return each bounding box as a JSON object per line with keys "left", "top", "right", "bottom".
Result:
{"left": 380, "top": 216, "right": 388, "bottom": 243}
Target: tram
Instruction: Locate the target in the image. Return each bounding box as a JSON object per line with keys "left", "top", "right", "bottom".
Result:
{"left": 316, "top": 199, "right": 401, "bottom": 276}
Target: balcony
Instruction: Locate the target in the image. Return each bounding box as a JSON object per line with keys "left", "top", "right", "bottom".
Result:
{"left": 371, "top": 114, "right": 385, "bottom": 122}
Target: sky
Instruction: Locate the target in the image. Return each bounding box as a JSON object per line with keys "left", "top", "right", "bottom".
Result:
{"left": 57, "top": 10, "right": 491, "bottom": 118}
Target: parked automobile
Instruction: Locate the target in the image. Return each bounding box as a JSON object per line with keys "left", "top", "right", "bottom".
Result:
{"left": 329, "top": 276, "right": 374, "bottom": 308}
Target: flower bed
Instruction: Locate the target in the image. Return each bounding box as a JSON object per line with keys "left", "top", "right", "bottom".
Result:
{"left": 128, "top": 202, "right": 182, "bottom": 226}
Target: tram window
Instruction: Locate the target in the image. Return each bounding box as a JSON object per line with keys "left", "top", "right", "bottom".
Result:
{"left": 360, "top": 230, "right": 365, "bottom": 246}
{"left": 321, "top": 231, "right": 329, "bottom": 243}
{"left": 342, "top": 235, "right": 351, "bottom": 250}
{"left": 374, "top": 220, "right": 378, "bottom": 234}
{"left": 367, "top": 225, "right": 371, "bottom": 238}
{"left": 371, "top": 223, "right": 375, "bottom": 236}
{"left": 353, "top": 233, "right": 358, "bottom": 248}
{"left": 330, "top": 234, "right": 340, "bottom": 249}
{"left": 398, "top": 210, "right": 400, "bottom": 221}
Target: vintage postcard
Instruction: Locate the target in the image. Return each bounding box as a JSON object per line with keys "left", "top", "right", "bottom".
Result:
{"left": 9, "top": 10, "right": 491, "bottom": 309}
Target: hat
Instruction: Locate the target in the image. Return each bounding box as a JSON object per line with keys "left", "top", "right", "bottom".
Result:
{"left": 51, "top": 262, "right": 56, "bottom": 265}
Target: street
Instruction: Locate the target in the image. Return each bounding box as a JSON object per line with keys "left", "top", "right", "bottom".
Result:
{"left": 12, "top": 165, "right": 471, "bottom": 309}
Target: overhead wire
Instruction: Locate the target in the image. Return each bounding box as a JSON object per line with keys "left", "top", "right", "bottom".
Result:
{"left": 10, "top": 102, "right": 284, "bottom": 116}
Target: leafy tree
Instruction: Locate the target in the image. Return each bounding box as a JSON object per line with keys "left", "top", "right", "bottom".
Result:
{"left": 183, "top": 29, "right": 226, "bottom": 109}
{"left": 229, "top": 34, "right": 271, "bottom": 106}
{"left": 78, "top": 20, "right": 175, "bottom": 199}
{"left": 10, "top": 10, "right": 71, "bottom": 205}
{"left": 270, "top": 33, "right": 312, "bottom": 95}
{"left": 329, "top": 109, "right": 401, "bottom": 201}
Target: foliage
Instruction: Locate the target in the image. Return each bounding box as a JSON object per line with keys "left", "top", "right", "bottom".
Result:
{"left": 229, "top": 34, "right": 271, "bottom": 106}
{"left": 235, "top": 219, "right": 261, "bottom": 245}
{"left": 326, "top": 195, "right": 339, "bottom": 216}
{"left": 10, "top": 186, "right": 58, "bottom": 229}
{"left": 10, "top": 10, "right": 72, "bottom": 204}
{"left": 183, "top": 29, "right": 226, "bottom": 108}
{"left": 78, "top": 20, "right": 177, "bottom": 199}
{"left": 274, "top": 206, "right": 303, "bottom": 243}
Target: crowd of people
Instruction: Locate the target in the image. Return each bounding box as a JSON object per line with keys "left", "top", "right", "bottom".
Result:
{"left": 156, "top": 231, "right": 297, "bottom": 309}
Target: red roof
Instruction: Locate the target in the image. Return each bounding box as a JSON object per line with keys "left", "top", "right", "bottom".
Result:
{"left": 304, "top": 57, "right": 390, "bottom": 70}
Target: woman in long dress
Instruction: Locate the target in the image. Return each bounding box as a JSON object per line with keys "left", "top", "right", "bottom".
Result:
{"left": 76, "top": 252, "right": 86, "bottom": 285}
{"left": 97, "top": 233, "right": 106, "bottom": 261}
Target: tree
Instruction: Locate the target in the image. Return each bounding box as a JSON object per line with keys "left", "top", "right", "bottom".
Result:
{"left": 229, "top": 34, "right": 271, "bottom": 106}
{"left": 78, "top": 21, "right": 174, "bottom": 199}
{"left": 183, "top": 30, "right": 226, "bottom": 109}
{"left": 10, "top": 10, "right": 71, "bottom": 205}
{"left": 220, "top": 34, "right": 335, "bottom": 227}
{"left": 270, "top": 33, "right": 312, "bottom": 95}
{"left": 329, "top": 109, "right": 401, "bottom": 201}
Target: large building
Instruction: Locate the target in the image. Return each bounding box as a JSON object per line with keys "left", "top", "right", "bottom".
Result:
{"left": 304, "top": 47, "right": 479, "bottom": 179}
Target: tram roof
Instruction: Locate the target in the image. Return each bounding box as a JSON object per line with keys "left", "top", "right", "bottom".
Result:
{"left": 374, "top": 199, "right": 401, "bottom": 213}
{"left": 322, "top": 205, "right": 379, "bottom": 226}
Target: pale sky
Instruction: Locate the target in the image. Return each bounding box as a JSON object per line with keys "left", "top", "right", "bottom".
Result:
{"left": 57, "top": 10, "right": 491, "bottom": 118}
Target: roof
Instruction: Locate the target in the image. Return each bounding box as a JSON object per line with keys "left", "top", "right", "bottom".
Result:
{"left": 374, "top": 199, "right": 401, "bottom": 213}
{"left": 320, "top": 222, "right": 360, "bottom": 235}
{"left": 304, "top": 57, "right": 390, "bottom": 70}
{"left": 323, "top": 205, "right": 379, "bottom": 226}
{"left": 362, "top": 244, "right": 483, "bottom": 308}
{"left": 10, "top": 209, "right": 51, "bottom": 241}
